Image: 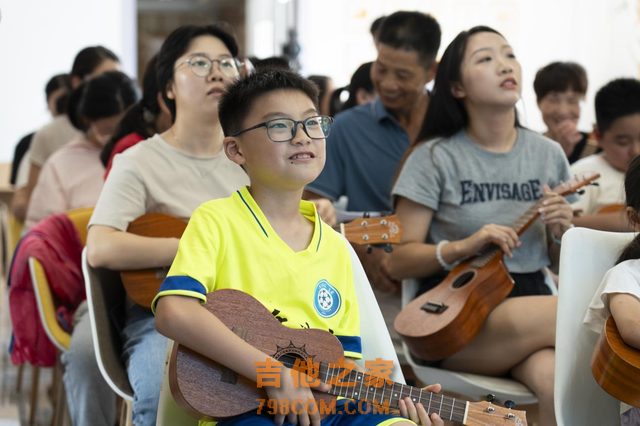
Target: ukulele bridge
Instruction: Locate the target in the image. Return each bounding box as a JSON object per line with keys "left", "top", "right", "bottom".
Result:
{"left": 421, "top": 301, "right": 449, "bottom": 314}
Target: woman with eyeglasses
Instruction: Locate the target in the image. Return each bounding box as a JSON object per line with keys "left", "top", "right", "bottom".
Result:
{"left": 62, "top": 24, "right": 249, "bottom": 426}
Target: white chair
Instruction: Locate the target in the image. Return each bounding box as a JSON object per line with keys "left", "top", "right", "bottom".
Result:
{"left": 157, "top": 235, "right": 405, "bottom": 424}
{"left": 555, "top": 227, "right": 635, "bottom": 426}
{"left": 401, "top": 278, "right": 538, "bottom": 405}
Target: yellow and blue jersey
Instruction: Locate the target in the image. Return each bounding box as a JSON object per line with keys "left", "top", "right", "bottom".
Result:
{"left": 152, "top": 186, "right": 362, "bottom": 358}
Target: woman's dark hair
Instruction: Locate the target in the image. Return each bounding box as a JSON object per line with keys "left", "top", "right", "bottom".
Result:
{"left": 71, "top": 46, "right": 120, "bottom": 80}
{"left": 617, "top": 155, "right": 640, "bottom": 263}
{"left": 157, "top": 23, "right": 239, "bottom": 122}
{"left": 533, "top": 62, "right": 588, "bottom": 101}
{"left": 330, "top": 62, "right": 375, "bottom": 116}
{"left": 67, "top": 71, "right": 140, "bottom": 132}
{"left": 101, "top": 55, "right": 162, "bottom": 166}
{"left": 45, "top": 74, "right": 70, "bottom": 100}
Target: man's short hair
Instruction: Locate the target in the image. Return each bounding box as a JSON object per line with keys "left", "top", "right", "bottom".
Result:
{"left": 219, "top": 68, "right": 319, "bottom": 136}
{"left": 377, "top": 11, "right": 441, "bottom": 68}
{"left": 595, "top": 78, "right": 640, "bottom": 133}
{"left": 534, "top": 62, "right": 588, "bottom": 100}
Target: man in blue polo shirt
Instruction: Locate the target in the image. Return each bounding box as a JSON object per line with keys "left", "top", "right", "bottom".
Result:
{"left": 306, "top": 11, "right": 441, "bottom": 291}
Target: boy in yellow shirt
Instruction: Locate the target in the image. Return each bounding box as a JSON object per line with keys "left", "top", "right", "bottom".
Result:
{"left": 153, "top": 69, "right": 442, "bottom": 426}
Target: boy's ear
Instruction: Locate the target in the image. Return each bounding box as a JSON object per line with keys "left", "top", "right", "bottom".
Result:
{"left": 626, "top": 206, "right": 639, "bottom": 229}
{"left": 223, "top": 137, "right": 246, "bottom": 166}
{"left": 593, "top": 124, "right": 604, "bottom": 148}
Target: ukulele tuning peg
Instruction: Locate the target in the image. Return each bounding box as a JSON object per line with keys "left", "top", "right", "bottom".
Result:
{"left": 485, "top": 394, "right": 496, "bottom": 403}
{"left": 577, "top": 189, "right": 585, "bottom": 195}
{"left": 590, "top": 181, "right": 600, "bottom": 186}
{"left": 366, "top": 245, "right": 373, "bottom": 254}
{"left": 363, "top": 212, "right": 371, "bottom": 218}
{"left": 384, "top": 244, "right": 393, "bottom": 253}
{"left": 504, "top": 400, "right": 516, "bottom": 409}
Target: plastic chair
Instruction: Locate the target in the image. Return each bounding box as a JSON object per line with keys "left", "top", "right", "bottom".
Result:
{"left": 82, "top": 248, "right": 134, "bottom": 426}
{"left": 27, "top": 207, "right": 93, "bottom": 426}
{"left": 400, "top": 278, "right": 538, "bottom": 405}
{"left": 554, "top": 227, "right": 635, "bottom": 426}
{"left": 156, "top": 235, "right": 405, "bottom": 424}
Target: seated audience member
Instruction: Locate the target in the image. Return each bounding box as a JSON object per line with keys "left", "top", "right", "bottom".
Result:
{"left": 16, "top": 46, "right": 121, "bottom": 222}
{"left": 329, "top": 62, "right": 376, "bottom": 117}
{"left": 10, "top": 74, "right": 70, "bottom": 186}
{"left": 572, "top": 78, "right": 640, "bottom": 231}
{"left": 154, "top": 67, "right": 445, "bottom": 426}
{"left": 391, "top": 26, "right": 576, "bottom": 426}
{"left": 534, "top": 61, "right": 597, "bottom": 163}
{"left": 308, "top": 75, "right": 335, "bottom": 117}
{"left": 24, "top": 71, "right": 139, "bottom": 229}
{"left": 101, "top": 54, "right": 172, "bottom": 179}
{"left": 305, "top": 11, "right": 441, "bottom": 292}
{"left": 11, "top": 74, "right": 71, "bottom": 221}
{"left": 584, "top": 155, "right": 640, "bottom": 424}
{"left": 81, "top": 24, "right": 249, "bottom": 426}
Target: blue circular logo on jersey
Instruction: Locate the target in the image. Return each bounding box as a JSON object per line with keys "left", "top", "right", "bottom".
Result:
{"left": 314, "top": 280, "right": 341, "bottom": 318}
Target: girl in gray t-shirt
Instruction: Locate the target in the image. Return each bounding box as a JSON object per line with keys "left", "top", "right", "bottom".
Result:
{"left": 391, "top": 26, "right": 574, "bottom": 426}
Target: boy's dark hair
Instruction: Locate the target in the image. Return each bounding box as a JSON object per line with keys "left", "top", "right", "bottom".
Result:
{"left": 157, "top": 23, "right": 239, "bottom": 122}
{"left": 71, "top": 46, "right": 120, "bottom": 80}
{"left": 219, "top": 68, "right": 319, "bottom": 136}
{"left": 595, "top": 78, "right": 640, "bottom": 133}
{"left": 67, "top": 71, "right": 140, "bottom": 132}
{"left": 370, "top": 16, "right": 386, "bottom": 37}
{"left": 533, "top": 62, "right": 588, "bottom": 100}
{"left": 617, "top": 155, "right": 640, "bottom": 263}
{"left": 377, "top": 11, "right": 441, "bottom": 68}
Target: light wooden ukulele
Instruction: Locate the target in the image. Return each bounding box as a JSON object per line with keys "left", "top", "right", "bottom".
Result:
{"left": 591, "top": 316, "right": 640, "bottom": 407}
{"left": 122, "top": 213, "right": 402, "bottom": 308}
{"left": 170, "top": 289, "right": 528, "bottom": 425}
{"left": 395, "top": 172, "right": 600, "bottom": 361}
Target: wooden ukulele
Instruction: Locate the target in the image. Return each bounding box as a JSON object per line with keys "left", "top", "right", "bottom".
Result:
{"left": 395, "top": 172, "right": 600, "bottom": 361}
{"left": 169, "top": 289, "right": 528, "bottom": 425}
{"left": 122, "top": 213, "right": 402, "bottom": 308}
{"left": 591, "top": 316, "right": 640, "bottom": 407}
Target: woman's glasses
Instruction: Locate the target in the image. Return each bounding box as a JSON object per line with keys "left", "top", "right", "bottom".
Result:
{"left": 177, "top": 55, "right": 240, "bottom": 79}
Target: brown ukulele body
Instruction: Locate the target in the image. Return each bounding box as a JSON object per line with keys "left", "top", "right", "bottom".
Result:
{"left": 591, "top": 316, "right": 640, "bottom": 407}
{"left": 395, "top": 255, "right": 514, "bottom": 361}
{"left": 170, "top": 289, "right": 343, "bottom": 420}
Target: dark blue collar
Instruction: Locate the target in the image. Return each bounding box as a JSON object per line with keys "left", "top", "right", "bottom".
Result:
{"left": 371, "top": 97, "right": 396, "bottom": 123}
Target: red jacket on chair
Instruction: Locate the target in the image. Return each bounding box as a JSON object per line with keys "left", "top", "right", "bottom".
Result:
{"left": 8, "top": 213, "right": 84, "bottom": 366}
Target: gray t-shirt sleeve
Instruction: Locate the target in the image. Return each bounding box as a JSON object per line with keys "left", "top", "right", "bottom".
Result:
{"left": 88, "top": 154, "right": 147, "bottom": 231}
{"left": 392, "top": 141, "right": 441, "bottom": 211}
{"left": 306, "top": 124, "right": 345, "bottom": 201}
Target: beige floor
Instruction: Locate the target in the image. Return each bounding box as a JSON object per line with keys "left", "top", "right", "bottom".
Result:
{"left": 0, "top": 276, "right": 54, "bottom": 426}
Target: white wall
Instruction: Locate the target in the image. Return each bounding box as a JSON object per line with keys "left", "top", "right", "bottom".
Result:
{"left": 0, "top": 0, "right": 137, "bottom": 163}
{"left": 297, "top": 0, "right": 640, "bottom": 134}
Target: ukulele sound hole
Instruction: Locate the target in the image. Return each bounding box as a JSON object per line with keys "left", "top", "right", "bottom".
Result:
{"left": 451, "top": 271, "right": 476, "bottom": 289}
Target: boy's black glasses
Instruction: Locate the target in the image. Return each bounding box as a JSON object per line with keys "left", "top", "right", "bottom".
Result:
{"left": 229, "top": 116, "right": 334, "bottom": 143}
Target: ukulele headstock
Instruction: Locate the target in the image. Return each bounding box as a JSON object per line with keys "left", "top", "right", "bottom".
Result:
{"left": 552, "top": 171, "right": 600, "bottom": 196}
{"left": 340, "top": 214, "right": 403, "bottom": 246}
{"left": 466, "top": 401, "right": 528, "bottom": 426}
